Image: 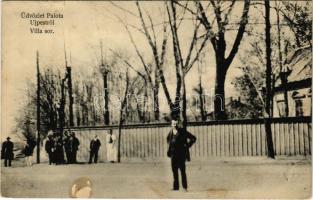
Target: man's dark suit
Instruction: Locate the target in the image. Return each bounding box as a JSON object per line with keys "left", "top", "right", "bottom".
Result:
{"left": 1, "top": 140, "right": 14, "bottom": 167}
{"left": 70, "top": 136, "right": 80, "bottom": 163}
{"left": 45, "top": 138, "right": 54, "bottom": 165}
{"left": 89, "top": 139, "right": 101, "bottom": 164}
{"left": 167, "top": 128, "right": 196, "bottom": 190}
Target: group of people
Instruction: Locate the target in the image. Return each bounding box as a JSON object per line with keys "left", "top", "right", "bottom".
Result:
{"left": 88, "top": 130, "right": 117, "bottom": 164}
{"left": 44, "top": 129, "right": 117, "bottom": 165}
{"left": 2, "top": 118, "right": 196, "bottom": 192}
{"left": 45, "top": 131, "right": 80, "bottom": 165}
{"left": 1, "top": 136, "right": 37, "bottom": 167}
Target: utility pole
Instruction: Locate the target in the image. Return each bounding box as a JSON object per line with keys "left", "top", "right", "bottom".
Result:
{"left": 67, "top": 66, "right": 74, "bottom": 126}
{"left": 101, "top": 41, "right": 110, "bottom": 125}
{"left": 36, "top": 51, "right": 41, "bottom": 163}
{"left": 64, "top": 44, "right": 74, "bottom": 127}
{"left": 264, "top": 0, "right": 275, "bottom": 159}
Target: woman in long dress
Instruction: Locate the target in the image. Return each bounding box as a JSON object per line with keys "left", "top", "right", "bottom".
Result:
{"left": 106, "top": 130, "right": 117, "bottom": 163}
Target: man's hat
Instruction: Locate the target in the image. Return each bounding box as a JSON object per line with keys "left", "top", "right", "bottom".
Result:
{"left": 6, "top": 137, "right": 11, "bottom": 140}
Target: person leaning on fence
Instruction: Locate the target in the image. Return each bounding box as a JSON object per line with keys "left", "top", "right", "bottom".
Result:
{"left": 89, "top": 135, "right": 101, "bottom": 164}
{"left": 167, "top": 119, "right": 196, "bottom": 191}
{"left": 45, "top": 134, "right": 55, "bottom": 165}
{"left": 1, "top": 137, "right": 14, "bottom": 167}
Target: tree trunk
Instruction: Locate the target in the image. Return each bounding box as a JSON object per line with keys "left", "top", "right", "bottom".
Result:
{"left": 153, "top": 86, "right": 160, "bottom": 121}
{"left": 153, "top": 69, "right": 160, "bottom": 121}
{"left": 81, "top": 104, "right": 85, "bottom": 125}
{"left": 214, "top": 62, "right": 227, "bottom": 120}
{"left": 92, "top": 103, "right": 97, "bottom": 126}
{"left": 117, "top": 109, "right": 123, "bottom": 163}
{"left": 103, "top": 71, "right": 110, "bottom": 125}
{"left": 135, "top": 91, "right": 145, "bottom": 123}
{"left": 276, "top": 7, "right": 289, "bottom": 117}
{"left": 117, "top": 70, "right": 129, "bottom": 163}
{"left": 59, "top": 78, "right": 66, "bottom": 134}
{"left": 76, "top": 103, "right": 81, "bottom": 126}
{"left": 136, "top": 102, "right": 144, "bottom": 122}
{"left": 198, "top": 80, "right": 207, "bottom": 121}
{"left": 36, "top": 51, "right": 41, "bottom": 163}
{"left": 66, "top": 67, "right": 74, "bottom": 127}
{"left": 196, "top": 0, "right": 250, "bottom": 120}
{"left": 179, "top": 71, "right": 188, "bottom": 131}
{"left": 57, "top": 77, "right": 66, "bottom": 163}
{"left": 142, "top": 81, "right": 148, "bottom": 123}
{"left": 264, "top": 0, "right": 275, "bottom": 159}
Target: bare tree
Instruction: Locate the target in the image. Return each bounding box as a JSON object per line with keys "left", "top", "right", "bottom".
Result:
{"left": 116, "top": 70, "right": 143, "bottom": 162}
{"left": 111, "top": 1, "right": 211, "bottom": 126}
{"left": 117, "top": 68, "right": 130, "bottom": 163}
{"left": 110, "top": 2, "right": 169, "bottom": 121}
{"left": 275, "top": 1, "right": 289, "bottom": 117}
{"left": 166, "top": 1, "right": 210, "bottom": 128}
{"left": 108, "top": 49, "right": 149, "bottom": 123}
{"left": 135, "top": 1, "right": 168, "bottom": 121}
{"left": 99, "top": 41, "right": 110, "bottom": 125}
{"left": 58, "top": 74, "right": 67, "bottom": 136}
{"left": 176, "top": 0, "right": 251, "bottom": 120}
{"left": 193, "top": 56, "right": 207, "bottom": 121}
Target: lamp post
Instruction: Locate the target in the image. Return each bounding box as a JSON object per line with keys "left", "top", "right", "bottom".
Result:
{"left": 36, "top": 51, "right": 41, "bottom": 163}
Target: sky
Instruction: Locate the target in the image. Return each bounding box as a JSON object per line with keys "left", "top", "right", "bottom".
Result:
{"left": 2, "top": 1, "right": 307, "bottom": 140}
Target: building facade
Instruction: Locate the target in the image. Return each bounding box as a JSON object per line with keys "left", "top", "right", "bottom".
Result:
{"left": 273, "top": 46, "right": 312, "bottom": 117}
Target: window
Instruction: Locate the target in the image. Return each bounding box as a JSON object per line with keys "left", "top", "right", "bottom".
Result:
{"left": 294, "top": 99, "right": 304, "bottom": 117}
{"left": 277, "top": 100, "right": 286, "bottom": 117}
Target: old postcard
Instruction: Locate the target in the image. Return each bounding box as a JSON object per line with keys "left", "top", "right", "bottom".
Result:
{"left": 1, "top": 0, "right": 312, "bottom": 198}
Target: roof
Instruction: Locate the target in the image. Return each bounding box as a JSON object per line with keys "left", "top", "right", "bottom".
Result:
{"left": 275, "top": 45, "right": 312, "bottom": 86}
{"left": 274, "top": 78, "right": 311, "bottom": 93}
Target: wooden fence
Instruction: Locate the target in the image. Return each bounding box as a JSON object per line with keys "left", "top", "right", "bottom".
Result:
{"left": 66, "top": 117, "right": 311, "bottom": 162}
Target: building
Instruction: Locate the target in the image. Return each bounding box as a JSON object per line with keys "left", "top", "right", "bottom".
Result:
{"left": 273, "top": 46, "right": 312, "bottom": 117}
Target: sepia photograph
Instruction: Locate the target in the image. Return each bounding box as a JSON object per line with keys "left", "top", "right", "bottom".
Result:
{"left": 1, "top": 0, "right": 312, "bottom": 198}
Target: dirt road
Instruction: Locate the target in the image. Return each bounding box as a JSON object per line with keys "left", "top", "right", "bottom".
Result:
{"left": 1, "top": 158, "right": 311, "bottom": 198}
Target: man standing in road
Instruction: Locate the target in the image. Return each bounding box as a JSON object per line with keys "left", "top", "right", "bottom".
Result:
{"left": 1, "top": 137, "right": 14, "bottom": 167}
{"left": 89, "top": 135, "right": 101, "bottom": 164}
{"left": 167, "top": 119, "right": 196, "bottom": 191}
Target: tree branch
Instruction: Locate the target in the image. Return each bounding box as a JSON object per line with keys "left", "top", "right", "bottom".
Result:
{"left": 184, "top": 19, "right": 201, "bottom": 69}
{"left": 185, "top": 31, "right": 211, "bottom": 74}
{"left": 195, "top": 1, "right": 217, "bottom": 51}
{"left": 223, "top": 0, "right": 236, "bottom": 26}
{"left": 225, "top": 0, "right": 251, "bottom": 66}
{"left": 136, "top": 1, "right": 172, "bottom": 108}
{"left": 167, "top": 1, "right": 183, "bottom": 106}
{"left": 108, "top": 48, "right": 146, "bottom": 80}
